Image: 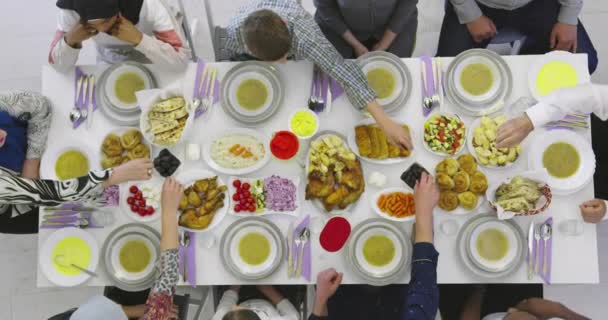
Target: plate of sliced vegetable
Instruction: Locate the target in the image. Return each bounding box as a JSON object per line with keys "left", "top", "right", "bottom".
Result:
{"left": 371, "top": 187, "right": 416, "bottom": 222}
{"left": 228, "top": 175, "right": 300, "bottom": 217}
{"left": 422, "top": 112, "right": 467, "bottom": 156}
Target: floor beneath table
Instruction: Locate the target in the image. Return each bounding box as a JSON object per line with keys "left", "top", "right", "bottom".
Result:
{"left": 1, "top": 0, "right": 607, "bottom": 318}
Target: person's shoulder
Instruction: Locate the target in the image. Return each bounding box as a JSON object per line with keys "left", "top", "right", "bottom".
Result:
{"left": 57, "top": 8, "right": 80, "bottom": 29}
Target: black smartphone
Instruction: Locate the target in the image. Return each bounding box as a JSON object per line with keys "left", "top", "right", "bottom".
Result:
{"left": 400, "top": 162, "right": 431, "bottom": 189}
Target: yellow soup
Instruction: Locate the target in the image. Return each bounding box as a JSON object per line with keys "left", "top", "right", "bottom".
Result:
{"left": 238, "top": 232, "right": 270, "bottom": 266}
{"left": 290, "top": 110, "right": 318, "bottom": 137}
{"left": 543, "top": 142, "right": 580, "bottom": 178}
{"left": 115, "top": 72, "right": 145, "bottom": 105}
{"left": 55, "top": 150, "right": 89, "bottom": 180}
{"left": 460, "top": 63, "right": 493, "bottom": 96}
{"left": 119, "top": 240, "right": 151, "bottom": 273}
{"left": 536, "top": 61, "right": 578, "bottom": 96}
{"left": 366, "top": 68, "right": 395, "bottom": 99}
{"left": 363, "top": 235, "right": 395, "bottom": 267}
{"left": 52, "top": 237, "right": 91, "bottom": 276}
{"left": 236, "top": 79, "right": 268, "bottom": 111}
{"left": 476, "top": 228, "right": 509, "bottom": 261}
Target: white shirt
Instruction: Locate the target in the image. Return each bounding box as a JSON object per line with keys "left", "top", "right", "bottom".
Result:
{"left": 483, "top": 313, "right": 563, "bottom": 320}
{"left": 212, "top": 290, "right": 299, "bottom": 320}
{"left": 70, "top": 295, "right": 128, "bottom": 320}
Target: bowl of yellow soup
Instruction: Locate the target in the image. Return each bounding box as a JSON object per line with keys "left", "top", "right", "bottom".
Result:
{"left": 104, "top": 63, "right": 155, "bottom": 113}
{"left": 111, "top": 235, "right": 157, "bottom": 282}
{"left": 453, "top": 56, "right": 501, "bottom": 103}
{"left": 467, "top": 221, "right": 518, "bottom": 272}
{"left": 41, "top": 142, "right": 98, "bottom": 180}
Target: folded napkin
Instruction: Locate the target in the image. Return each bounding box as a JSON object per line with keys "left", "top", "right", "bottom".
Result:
{"left": 291, "top": 215, "right": 311, "bottom": 281}
{"left": 310, "top": 68, "right": 344, "bottom": 110}
{"left": 194, "top": 59, "right": 220, "bottom": 118}
{"left": 179, "top": 231, "right": 196, "bottom": 287}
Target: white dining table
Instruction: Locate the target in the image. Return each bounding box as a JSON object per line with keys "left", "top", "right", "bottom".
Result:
{"left": 37, "top": 53, "right": 600, "bottom": 288}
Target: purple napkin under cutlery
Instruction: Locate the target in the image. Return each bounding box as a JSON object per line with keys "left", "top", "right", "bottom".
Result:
{"left": 310, "top": 68, "right": 344, "bottom": 105}
{"left": 420, "top": 55, "right": 435, "bottom": 116}
{"left": 290, "top": 215, "right": 311, "bottom": 281}
{"left": 73, "top": 67, "right": 97, "bottom": 129}
{"left": 194, "top": 59, "right": 220, "bottom": 118}
{"left": 179, "top": 232, "right": 196, "bottom": 287}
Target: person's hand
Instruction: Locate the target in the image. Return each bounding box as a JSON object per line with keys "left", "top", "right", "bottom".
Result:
{"left": 371, "top": 41, "right": 389, "bottom": 52}
{"left": 109, "top": 13, "right": 143, "bottom": 45}
{"left": 161, "top": 177, "right": 184, "bottom": 214}
{"left": 513, "top": 298, "right": 567, "bottom": 319}
{"left": 466, "top": 15, "right": 497, "bottom": 43}
{"left": 378, "top": 118, "right": 414, "bottom": 151}
{"left": 353, "top": 44, "right": 369, "bottom": 57}
{"left": 496, "top": 115, "right": 534, "bottom": 148}
{"left": 104, "top": 158, "right": 153, "bottom": 187}
{"left": 315, "top": 268, "right": 343, "bottom": 303}
{"left": 64, "top": 23, "right": 98, "bottom": 48}
{"left": 414, "top": 172, "right": 439, "bottom": 217}
{"left": 580, "top": 199, "right": 607, "bottom": 223}
{"left": 0, "top": 129, "right": 6, "bottom": 148}
{"left": 551, "top": 22, "right": 577, "bottom": 52}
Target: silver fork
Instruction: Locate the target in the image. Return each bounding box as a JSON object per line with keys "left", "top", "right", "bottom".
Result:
{"left": 308, "top": 66, "right": 319, "bottom": 112}
{"left": 200, "top": 67, "right": 217, "bottom": 115}
{"left": 295, "top": 228, "right": 310, "bottom": 277}
{"left": 431, "top": 59, "right": 442, "bottom": 110}
{"left": 316, "top": 67, "right": 326, "bottom": 112}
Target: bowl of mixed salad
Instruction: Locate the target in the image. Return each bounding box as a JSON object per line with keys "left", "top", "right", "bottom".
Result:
{"left": 422, "top": 112, "right": 467, "bottom": 156}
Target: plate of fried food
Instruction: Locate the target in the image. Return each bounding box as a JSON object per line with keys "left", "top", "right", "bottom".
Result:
{"left": 175, "top": 169, "right": 229, "bottom": 233}
{"left": 467, "top": 115, "right": 521, "bottom": 168}
{"left": 487, "top": 173, "right": 552, "bottom": 219}
{"left": 347, "top": 118, "right": 414, "bottom": 165}
{"left": 140, "top": 95, "right": 193, "bottom": 147}
{"left": 305, "top": 132, "right": 365, "bottom": 213}
{"left": 435, "top": 154, "right": 489, "bottom": 215}
{"left": 371, "top": 187, "right": 416, "bottom": 222}
{"left": 100, "top": 127, "right": 151, "bottom": 169}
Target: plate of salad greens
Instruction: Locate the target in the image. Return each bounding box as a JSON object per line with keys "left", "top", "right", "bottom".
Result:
{"left": 422, "top": 112, "right": 467, "bottom": 156}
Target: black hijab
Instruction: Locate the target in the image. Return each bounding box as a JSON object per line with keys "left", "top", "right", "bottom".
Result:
{"left": 56, "top": 0, "right": 144, "bottom": 24}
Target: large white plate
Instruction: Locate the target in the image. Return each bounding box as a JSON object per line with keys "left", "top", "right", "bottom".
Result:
{"left": 346, "top": 118, "right": 415, "bottom": 165}
{"left": 98, "top": 127, "right": 152, "bottom": 169}
{"left": 41, "top": 140, "right": 99, "bottom": 180}
{"left": 361, "top": 60, "right": 403, "bottom": 106}
{"left": 203, "top": 128, "right": 271, "bottom": 176}
{"left": 227, "top": 72, "right": 275, "bottom": 117}
{"left": 528, "top": 130, "right": 595, "bottom": 195}
{"left": 527, "top": 51, "right": 587, "bottom": 101}
{"left": 422, "top": 112, "right": 468, "bottom": 157}
{"left": 466, "top": 116, "right": 522, "bottom": 169}
{"left": 175, "top": 169, "right": 229, "bottom": 233}
{"left": 467, "top": 220, "right": 519, "bottom": 272}
{"left": 104, "top": 64, "right": 154, "bottom": 111}
{"left": 227, "top": 176, "right": 300, "bottom": 217}
{"left": 40, "top": 227, "right": 99, "bottom": 287}
{"left": 370, "top": 187, "right": 416, "bottom": 222}
{"left": 109, "top": 233, "right": 158, "bottom": 282}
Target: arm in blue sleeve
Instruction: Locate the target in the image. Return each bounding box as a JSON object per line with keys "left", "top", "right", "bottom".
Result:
{"left": 402, "top": 242, "right": 439, "bottom": 320}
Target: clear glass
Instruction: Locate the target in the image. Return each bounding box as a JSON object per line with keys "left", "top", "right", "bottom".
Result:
{"left": 558, "top": 219, "right": 584, "bottom": 236}
{"left": 440, "top": 219, "right": 459, "bottom": 236}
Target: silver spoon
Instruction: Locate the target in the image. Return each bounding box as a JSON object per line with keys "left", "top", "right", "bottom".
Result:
{"left": 541, "top": 223, "right": 552, "bottom": 274}
{"left": 70, "top": 76, "right": 85, "bottom": 123}
{"left": 423, "top": 96, "right": 434, "bottom": 110}
{"left": 180, "top": 231, "right": 191, "bottom": 282}
{"left": 53, "top": 254, "right": 98, "bottom": 277}
{"left": 295, "top": 228, "right": 310, "bottom": 277}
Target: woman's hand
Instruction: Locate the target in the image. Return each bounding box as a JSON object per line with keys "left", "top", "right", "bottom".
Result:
{"left": 110, "top": 14, "right": 143, "bottom": 45}
{"left": 496, "top": 115, "right": 534, "bottom": 148}
{"left": 65, "top": 23, "right": 98, "bottom": 48}
{"left": 312, "top": 268, "right": 343, "bottom": 316}
{"left": 580, "top": 199, "right": 607, "bottom": 224}
{"left": 161, "top": 177, "right": 184, "bottom": 215}
{"left": 103, "top": 158, "right": 153, "bottom": 187}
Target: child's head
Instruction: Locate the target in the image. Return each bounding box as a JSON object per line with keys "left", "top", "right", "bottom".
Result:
{"left": 222, "top": 309, "right": 261, "bottom": 320}
{"left": 243, "top": 9, "right": 291, "bottom": 62}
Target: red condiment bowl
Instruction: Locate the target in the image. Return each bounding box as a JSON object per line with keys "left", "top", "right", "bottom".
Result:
{"left": 270, "top": 131, "right": 300, "bottom": 160}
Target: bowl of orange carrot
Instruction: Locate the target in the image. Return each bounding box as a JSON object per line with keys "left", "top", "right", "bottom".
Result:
{"left": 371, "top": 187, "right": 416, "bottom": 222}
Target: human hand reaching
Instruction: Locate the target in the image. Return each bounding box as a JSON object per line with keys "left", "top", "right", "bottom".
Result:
{"left": 161, "top": 177, "right": 184, "bottom": 215}
{"left": 580, "top": 199, "right": 607, "bottom": 224}
{"left": 378, "top": 118, "right": 414, "bottom": 151}
{"left": 496, "top": 115, "right": 534, "bottom": 148}
{"left": 414, "top": 172, "right": 439, "bottom": 217}
{"left": 104, "top": 158, "right": 153, "bottom": 187}
{"left": 466, "top": 15, "right": 497, "bottom": 43}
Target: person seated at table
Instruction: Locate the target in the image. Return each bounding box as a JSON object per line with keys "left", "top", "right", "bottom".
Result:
{"left": 313, "top": 0, "right": 418, "bottom": 58}
{"left": 225, "top": 0, "right": 412, "bottom": 151}
{"left": 309, "top": 173, "right": 440, "bottom": 320}
{"left": 213, "top": 285, "right": 299, "bottom": 320}
{"left": 436, "top": 0, "right": 598, "bottom": 74}
{"left": 495, "top": 83, "right": 608, "bottom": 224}
{"left": 48, "top": 0, "right": 191, "bottom": 71}
{"left": 55, "top": 177, "right": 184, "bottom": 320}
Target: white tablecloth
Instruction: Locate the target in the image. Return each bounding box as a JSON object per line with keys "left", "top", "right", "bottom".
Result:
{"left": 37, "top": 54, "right": 599, "bottom": 287}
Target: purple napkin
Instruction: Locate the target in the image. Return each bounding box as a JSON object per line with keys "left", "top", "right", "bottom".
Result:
{"left": 292, "top": 215, "right": 311, "bottom": 281}
{"left": 420, "top": 55, "right": 435, "bottom": 116}
{"left": 539, "top": 217, "right": 553, "bottom": 284}
{"left": 194, "top": 59, "right": 220, "bottom": 118}
{"left": 73, "top": 67, "right": 85, "bottom": 129}
{"left": 179, "top": 232, "right": 196, "bottom": 287}
{"left": 311, "top": 68, "right": 344, "bottom": 104}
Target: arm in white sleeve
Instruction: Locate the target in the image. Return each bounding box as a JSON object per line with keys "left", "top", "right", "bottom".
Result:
{"left": 134, "top": 32, "right": 190, "bottom": 71}
{"left": 525, "top": 84, "right": 608, "bottom": 128}
{"left": 276, "top": 298, "right": 299, "bottom": 320}
{"left": 211, "top": 290, "right": 239, "bottom": 320}
{"left": 48, "top": 30, "right": 80, "bottom": 71}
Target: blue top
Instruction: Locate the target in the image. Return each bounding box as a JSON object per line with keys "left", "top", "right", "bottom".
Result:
{"left": 309, "top": 242, "right": 439, "bottom": 320}
{"left": 0, "top": 110, "right": 27, "bottom": 173}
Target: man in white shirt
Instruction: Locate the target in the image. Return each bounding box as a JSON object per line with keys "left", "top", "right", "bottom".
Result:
{"left": 496, "top": 83, "right": 608, "bottom": 223}
{"left": 437, "top": 0, "right": 598, "bottom": 74}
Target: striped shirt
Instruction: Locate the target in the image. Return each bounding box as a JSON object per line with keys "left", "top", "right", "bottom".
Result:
{"left": 225, "top": 0, "right": 377, "bottom": 110}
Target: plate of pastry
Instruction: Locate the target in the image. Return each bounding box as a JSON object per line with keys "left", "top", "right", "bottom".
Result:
{"left": 99, "top": 127, "right": 151, "bottom": 169}
{"left": 434, "top": 154, "right": 488, "bottom": 215}
{"left": 347, "top": 118, "right": 414, "bottom": 165}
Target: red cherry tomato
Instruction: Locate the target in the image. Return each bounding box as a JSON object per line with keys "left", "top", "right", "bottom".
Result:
{"left": 242, "top": 183, "right": 250, "bottom": 190}
{"left": 247, "top": 197, "right": 254, "bottom": 204}
{"left": 248, "top": 204, "right": 255, "bottom": 212}
{"left": 146, "top": 206, "right": 155, "bottom": 215}
{"left": 243, "top": 191, "right": 250, "bottom": 197}
{"left": 138, "top": 207, "right": 147, "bottom": 216}
{"left": 127, "top": 197, "right": 135, "bottom": 205}
{"left": 130, "top": 205, "right": 139, "bottom": 213}
{"left": 129, "top": 186, "right": 139, "bottom": 194}
{"left": 235, "top": 204, "right": 241, "bottom": 212}
{"left": 232, "top": 194, "right": 240, "bottom": 201}
{"left": 137, "top": 199, "right": 146, "bottom": 207}
{"left": 233, "top": 180, "right": 241, "bottom": 188}
{"left": 134, "top": 192, "right": 143, "bottom": 200}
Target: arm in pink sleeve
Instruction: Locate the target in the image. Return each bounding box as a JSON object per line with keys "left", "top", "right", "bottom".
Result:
{"left": 135, "top": 29, "right": 190, "bottom": 70}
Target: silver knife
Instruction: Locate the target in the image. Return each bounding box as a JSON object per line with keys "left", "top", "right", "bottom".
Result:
{"left": 286, "top": 221, "right": 296, "bottom": 277}
{"left": 87, "top": 75, "right": 95, "bottom": 129}
{"left": 527, "top": 221, "right": 535, "bottom": 280}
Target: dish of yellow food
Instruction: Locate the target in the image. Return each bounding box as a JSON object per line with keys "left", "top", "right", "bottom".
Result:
{"left": 236, "top": 79, "right": 268, "bottom": 111}
{"left": 238, "top": 232, "right": 271, "bottom": 266}
{"left": 101, "top": 129, "right": 150, "bottom": 169}
{"left": 476, "top": 228, "right": 509, "bottom": 261}
{"left": 542, "top": 142, "right": 580, "bottom": 178}
{"left": 436, "top": 154, "right": 488, "bottom": 212}
{"left": 536, "top": 61, "right": 578, "bottom": 96}
{"left": 461, "top": 63, "right": 493, "bottom": 96}
{"left": 363, "top": 234, "right": 395, "bottom": 267}
{"left": 55, "top": 150, "right": 90, "bottom": 180}
{"left": 354, "top": 124, "right": 411, "bottom": 160}
{"left": 115, "top": 72, "right": 145, "bottom": 105}
{"left": 366, "top": 68, "right": 396, "bottom": 99}
{"left": 178, "top": 177, "right": 227, "bottom": 230}
{"left": 472, "top": 116, "right": 521, "bottom": 167}
{"left": 52, "top": 237, "right": 91, "bottom": 276}
{"left": 119, "top": 240, "right": 151, "bottom": 273}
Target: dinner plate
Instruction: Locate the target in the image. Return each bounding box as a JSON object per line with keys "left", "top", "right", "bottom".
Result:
{"left": 445, "top": 49, "right": 513, "bottom": 116}
{"left": 346, "top": 118, "right": 415, "bottom": 165}
{"left": 528, "top": 51, "right": 587, "bottom": 101}
{"left": 227, "top": 176, "right": 300, "bottom": 217}
{"left": 102, "top": 223, "right": 160, "bottom": 292}
{"left": 119, "top": 176, "right": 162, "bottom": 223}
{"left": 221, "top": 61, "right": 284, "bottom": 125}
{"left": 202, "top": 127, "right": 271, "bottom": 176}
{"left": 220, "top": 217, "right": 285, "bottom": 280}
{"left": 466, "top": 116, "right": 522, "bottom": 169}
{"left": 345, "top": 218, "right": 411, "bottom": 286}
{"left": 40, "top": 140, "right": 99, "bottom": 180}
{"left": 355, "top": 51, "right": 412, "bottom": 114}
{"left": 40, "top": 227, "right": 99, "bottom": 287}
{"left": 98, "top": 127, "right": 152, "bottom": 169}
{"left": 528, "top": 130, "right": 595, "bottom": 195}
{"left": 370, "top": 187, "right": 416, "bottom": 222}
{"left": 175, "top": 169, "right": 229, "bottom": 233}
{"left": 456, "top": 214, "right": 525, "bottom": 279}
{"left": 467, "top": 220, "right": 519, "bottom": 272}
{"left": 421, "top": 112, "right": 468, "bottom": 157}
